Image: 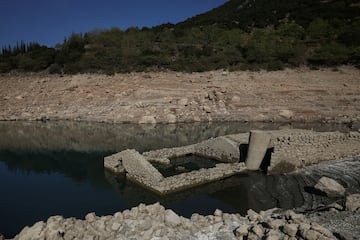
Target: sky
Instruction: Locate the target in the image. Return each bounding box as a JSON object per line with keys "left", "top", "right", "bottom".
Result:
{"left": 0, "top": 0, "right": 228, "bottom": 48}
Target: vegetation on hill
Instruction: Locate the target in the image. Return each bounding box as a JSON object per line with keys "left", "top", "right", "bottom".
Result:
{"left": 1, "top": 0, "right": 359, "bottom": 74}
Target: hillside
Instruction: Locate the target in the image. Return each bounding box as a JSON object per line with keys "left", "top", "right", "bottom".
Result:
{"left": 178, "top": 0, "right": 360, "bottom": 29}
{"left": 0, "top": 0, "right": 359, "bottom": 73}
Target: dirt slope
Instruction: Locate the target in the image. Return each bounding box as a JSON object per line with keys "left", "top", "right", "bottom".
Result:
{"left": 0, "top": 66, "right": 359, "bottom": 124}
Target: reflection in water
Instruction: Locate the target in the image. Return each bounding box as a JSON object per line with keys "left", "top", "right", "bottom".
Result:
{"left": 0, "top": 121, "right": 356, "bottom": 238}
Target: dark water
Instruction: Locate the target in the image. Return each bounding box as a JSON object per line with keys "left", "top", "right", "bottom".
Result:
{"left": 0, "top": 121, "right": 358, "bottom": 238}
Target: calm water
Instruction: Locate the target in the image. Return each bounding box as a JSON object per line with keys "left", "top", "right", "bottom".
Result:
{"left": 0, "top": 121, "right": 355, "bottom": 238}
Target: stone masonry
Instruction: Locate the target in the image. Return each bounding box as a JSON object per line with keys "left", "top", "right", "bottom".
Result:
{"left": 104, "top": 129, "right": 360, "bottom": 194}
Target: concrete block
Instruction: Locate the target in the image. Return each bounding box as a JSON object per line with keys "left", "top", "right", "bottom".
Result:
{"left": 121, "top": 149, "right": 164, "bottom": 182}
{"left": 246, "top": 130, "right": 271, "bottom": 170}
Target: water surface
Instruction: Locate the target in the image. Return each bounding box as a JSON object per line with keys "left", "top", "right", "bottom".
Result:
{"left": 0, "top": 121, "right": 357, "bottom": 238}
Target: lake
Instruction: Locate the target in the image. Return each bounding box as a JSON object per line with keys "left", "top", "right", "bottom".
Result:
{"left": 0, "top": 121, "right": 358, "bottom": 238}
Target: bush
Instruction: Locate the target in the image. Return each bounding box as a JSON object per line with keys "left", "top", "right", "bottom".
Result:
{"left": 308, "top": 43, "right": 350, "bottom": 65}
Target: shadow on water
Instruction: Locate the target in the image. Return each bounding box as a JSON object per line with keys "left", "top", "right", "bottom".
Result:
{"left": 0, "top": 120, "right": 357, "bottom": 238}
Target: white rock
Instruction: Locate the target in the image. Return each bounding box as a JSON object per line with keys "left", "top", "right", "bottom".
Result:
{"left": 252, "top": 224, "right": 264, "bottom": 237}
{"left": 314, "top": 176, "right": 345, "bottom": 198}
{"left": 346, "top": 194, "right": 360, "bottom": 211}
{"left": 139, "top": 116, "right": 156, "bottom": 124}
{"left": 85, "top": 212, "right": 97, "bottom": 222}
{"left": 178, "top": 98, "right": 189, "bottom": 106}
{"left": 282, "top": 223, "right": 299, "bottom": 237}
{"left": 164, "top": 209, "right": 181, "bottom": 227}
{"left": 165, "top": 114, "right": 177, "bottom": 123}
{"left": 235, "top": 224, "right": 249, "bottom": 237}
{"left": 15, "top": 221, "right": 45, "bottom": 240}
{"left": 231, "top": 96, "right": 241, "bottom": 102}
{"left": 203, "top": 106, "right": 212, "bottom": 113}
{"left": 279, "top": 109, "right": 294, "bottom": 119}
{"left": 111, "top": 222, "right": 121, "bottom": 231}
{"left": 214, "top": 209, "right": 223, "bottom": 217}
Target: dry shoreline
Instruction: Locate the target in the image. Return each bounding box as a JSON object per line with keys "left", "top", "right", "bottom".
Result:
{"left": 0, "top": 66, "right": 359, "bottom": 124}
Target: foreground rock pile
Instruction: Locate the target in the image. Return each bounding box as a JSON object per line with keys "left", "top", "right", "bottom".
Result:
{"left": 13, "top": 199, "right": 360, "bottom": 240}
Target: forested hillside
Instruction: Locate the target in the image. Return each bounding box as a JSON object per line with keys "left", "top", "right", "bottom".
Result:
{"left": 1, "top": 0, "right": 359, "bottom": 74}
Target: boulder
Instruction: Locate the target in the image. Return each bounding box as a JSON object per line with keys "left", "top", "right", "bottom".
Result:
{"left": 346, "top": 194, "right": 360, "bottom": 212}
{"left": 164, "top": 210, "right": 182, "bottom": 227}
{"left": 279, "top": 109, "right": 294, "bottom": 119}
{"left": 282, "top": 223, "right": 299, "bottom": 237}
{"left": 314, "top": 177, "right": 346, "bottom": 198}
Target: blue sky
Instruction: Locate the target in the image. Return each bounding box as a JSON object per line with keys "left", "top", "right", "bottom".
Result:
{"left": 0, "top": 0, "right": 228, "bottom": 48}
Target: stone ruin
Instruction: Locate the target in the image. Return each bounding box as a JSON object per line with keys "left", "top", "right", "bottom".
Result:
{"left": 104, "top": 129, "right": 360, "bottom": 195}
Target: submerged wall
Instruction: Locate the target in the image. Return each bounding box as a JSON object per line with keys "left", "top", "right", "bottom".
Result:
{"left": 104, "top": 129, "right": 360, "bottom": 194}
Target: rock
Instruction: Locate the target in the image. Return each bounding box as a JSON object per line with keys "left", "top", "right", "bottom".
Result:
{"left": 346, "top": 194, "right": 360, "bottom": 212}
{"left": 247, "top": 209, "right": 260, "bottom": 222}
{"left": 267, "top": 229, "right": 284, "bottom": 240}
{"left": 279, "top": 109, "right": 294, "bottom": 119}
{"left": 251, "top": 225, "right": 264, "bottom": 237}
{"left": 165, "top": 114, "right": 177, "bottom": 123}
{"left": 314, "top": 177, "right": 346, "bottom": 198}
{"left": 139, "top": 116, "right": 156, "bottom": 124}
{"left": 203, "top": 106, "right": 212, "bottom": 113}
{"left": 214, "top": 209, "right": 223, "bottom": 217}
{"left": 303, "top": 229, "right": 322, "bottom": 240}
{"left": 111, "top": 222, "right": 121, "bottom": 231}
{"left": 138, "top": 219, "right": 152, "bottom": 231}
{"left": 282, "top": 223, "right": 299, "bottom": 237}
{"left": 310, "top": 222, "right": 334, "bottom": 238}
{"left": 269, "top": 219, "right": 285, "bottom": 229}
{"left": 235, "top": 224, "right": 249, "bottom": 237}
{"left": 222, "top": 71, "right": 229, "bottom": 76}
{"left": 231, "top": 96, "right": 241, "bottom": 102}
{"left": 15, "top": 221, "right": 45, "bottom": 240}
{"left": 178, "top": 98, "right": 189, "bottom": 106}
{"left": 164, "top": 210, "right": 181, "bottom": 227}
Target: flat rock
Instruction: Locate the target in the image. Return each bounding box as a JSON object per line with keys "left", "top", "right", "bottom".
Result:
{"left": 314, "top": 177, "right": 346, "bottom": 198}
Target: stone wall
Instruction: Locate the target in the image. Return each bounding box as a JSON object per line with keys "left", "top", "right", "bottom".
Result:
{"left": 268, "top": 130, "right": 360, "bottom": 174}
{"left": 104, "top": 129, "right": 360, "bottom": 194}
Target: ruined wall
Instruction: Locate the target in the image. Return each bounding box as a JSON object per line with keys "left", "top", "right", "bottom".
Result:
{"left": 268, "top": 131, "right": 360, "bottom": 174}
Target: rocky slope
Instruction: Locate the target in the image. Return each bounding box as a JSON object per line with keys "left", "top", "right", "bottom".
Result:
{"left": 0, "top": 67, "right": 359, "bottom": 124}
{"left": 11, "top": 199, "right": 360, "bottom": 240}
